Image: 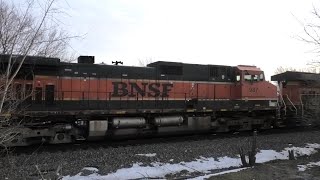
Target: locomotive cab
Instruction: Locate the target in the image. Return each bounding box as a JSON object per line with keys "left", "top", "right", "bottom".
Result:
{"left": 235, "top": 65, "right": 277, "bottom": 101}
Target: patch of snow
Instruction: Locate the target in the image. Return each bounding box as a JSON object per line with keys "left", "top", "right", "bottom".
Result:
{"left": 256, "top": 143, "right": 320, "bottom": 164}
{"left": 135, "top": 153, "right": 156, "bottom": 157}
{"left": 297, "top": 165, "right": 307, "bottom": 171}
{"left": 64, "top": 173, "right": 101, "bottom": 180}
{"left": 297, "top": 161, "right": 320, "bottom": 171}
{"left": 255, "top": 150, "right": 287, "bottom": 163}
{"left": 63, "top": 143, "right": 320, "bottom": 180}
{"left": 188, "top": 167, "right": 249, "bottom": 180}
{"left": 285, "top": 143, "right": 320, "bottom": 157}
{"left": 63, "top": 157, "right": 242, "bottom": 180}
{"left": 82, "top": 167, "right": 99, "bottom": 172}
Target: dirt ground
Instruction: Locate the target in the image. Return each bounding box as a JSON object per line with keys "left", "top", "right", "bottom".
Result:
{"left": 208, "top": 151, "right": 320, "bottom": 180}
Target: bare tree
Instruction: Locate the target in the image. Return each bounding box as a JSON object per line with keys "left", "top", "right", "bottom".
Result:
{"left": 274, "top": 6, "right": 320, "bottom": 75}
{"left": 296, "top": 5, "right": 320, "bottom": 67}
{"left": 138, "top": 57, "right": 154, "bottom": 67}
{"left": 0, "top": 0, "right": 76, "bottom": 146}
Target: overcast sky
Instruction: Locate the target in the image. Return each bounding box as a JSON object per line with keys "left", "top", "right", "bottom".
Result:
{"left": 54, "top": 0, "right": 320, "bottom": 79}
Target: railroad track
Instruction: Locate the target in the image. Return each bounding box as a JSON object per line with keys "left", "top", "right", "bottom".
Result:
{"left": 3, "top": 126, "right": 319, "bottom": 156}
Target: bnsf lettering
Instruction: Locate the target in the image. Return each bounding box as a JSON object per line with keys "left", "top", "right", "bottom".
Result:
{"left": 112, "top": 82, "right": 173, "bottom": 97}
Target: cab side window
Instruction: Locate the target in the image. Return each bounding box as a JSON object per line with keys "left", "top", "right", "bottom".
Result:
{"left": 259, "top": 74, "right": 264, "bottom": 81}
{"left": 244, "top": 74, "right": 251, "bottom": 81}
{"left": 236, "top": 75, "right": 241, "bottom": 82}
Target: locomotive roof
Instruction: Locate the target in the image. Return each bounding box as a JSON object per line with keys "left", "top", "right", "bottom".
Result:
{"left": 147, "top": 61, "right": 233, "bottom": 68}
{"left": 271, "top": 71, "right": 320, "bottom": 82}
{"left": 0, "top": 54, "right": 252, "bottom": 69}
{"left": 60, "top": 61, "right": 154, "bottom": 69}
{"left": 0, "top": 54, "right": 60, "bottom": 66}
{"left": 236, "top": 65, "right": 262, "bottom": 72}
{"left": 1, "top": 54, "right": 244, "bottom": 82}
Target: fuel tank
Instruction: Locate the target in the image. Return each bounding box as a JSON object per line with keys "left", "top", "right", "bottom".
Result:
{"left": 112, "top": 117, "right": 146, "bottom": 128}
{"left": 153, "top": 116, "right": 184, "bottom": 126}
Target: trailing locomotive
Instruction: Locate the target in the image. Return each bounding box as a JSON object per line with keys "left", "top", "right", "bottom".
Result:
{"left": 272, "top": 71, "right": 320, "bottom": 126}
{"left": 1, "top": 55, "right": 281, "bottom": 147}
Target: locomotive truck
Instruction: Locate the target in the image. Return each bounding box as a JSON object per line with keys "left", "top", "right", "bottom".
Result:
{"left": 0, "top": 55, "right": 297, "bottom": 147}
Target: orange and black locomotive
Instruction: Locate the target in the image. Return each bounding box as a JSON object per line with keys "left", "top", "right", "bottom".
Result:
{"left": 1, "top": 55, "right": 284, "bottom": 146}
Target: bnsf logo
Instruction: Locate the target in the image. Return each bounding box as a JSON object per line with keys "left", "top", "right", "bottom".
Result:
{"left": 112, "top": 82, "right": 173, "bottom": 97}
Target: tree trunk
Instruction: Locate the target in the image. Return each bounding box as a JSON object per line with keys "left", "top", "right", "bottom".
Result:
{"left": 239, "top": 147, "right": 248, "bottom": 167}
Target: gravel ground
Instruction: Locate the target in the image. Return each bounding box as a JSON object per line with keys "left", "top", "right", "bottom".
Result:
{"left": 1, "top": 129, "right": 320, "bottom": 179}
{"left": 209, "top": 150, "right": 320, "bottom": 180}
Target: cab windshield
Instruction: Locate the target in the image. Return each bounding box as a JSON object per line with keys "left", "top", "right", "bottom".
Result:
{"left": 243, "top": 73, "right": 264, "bottom": 82}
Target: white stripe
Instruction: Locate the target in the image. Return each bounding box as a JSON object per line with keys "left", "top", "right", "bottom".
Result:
{"left": 59, "top": 76, "right": 234, "bottom": 84}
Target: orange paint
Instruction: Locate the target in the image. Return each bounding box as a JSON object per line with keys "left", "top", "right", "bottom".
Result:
{"left": 13, "top": 75, "right": 277, "bottom": 102}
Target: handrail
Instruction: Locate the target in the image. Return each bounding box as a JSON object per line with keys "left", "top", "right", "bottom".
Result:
{"left": 276, "top": 100, "right": 281, "bottom": 118}
{"left": 278, "top": 91, "right": 286, "bottom": 116}
{"left": 299, "top": 94, "right": 304, "bottom": 116}
{"left": 285, "top": 94, "right": 297, "bottom": 115}
{"left": 277, "top": 81, "right": 287, "bottom": 116}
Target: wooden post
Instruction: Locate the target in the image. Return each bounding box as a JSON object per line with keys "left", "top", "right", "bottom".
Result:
{"left": 249, "top": 131, "right": 257, "bottom": 166}
{"left": 288, "top": 150, "right": 295, "bottom": 160}
{"left": 238, "top": 131, "right": 258, "bottom": 167}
